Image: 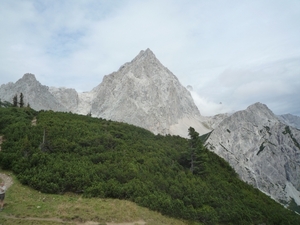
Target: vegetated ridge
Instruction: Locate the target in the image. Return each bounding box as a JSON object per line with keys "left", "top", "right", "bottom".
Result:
{"left": 0, "top": 106, "right": 299, "bottom": 225}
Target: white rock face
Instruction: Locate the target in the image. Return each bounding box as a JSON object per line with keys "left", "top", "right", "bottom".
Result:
{"left": 90, "top": 48, "right": 210, "bottom": 136}
{"left": 0, "top": 73, "right": 67, "bottom": 111}
{"left": 206, "top": 102, "right": 300, "bottom": 207}
{"left": 49, "top": 87, "right": 79, "bottom": 112}
{"left": 76, "top": 91, "right": 95, "bottom": 115}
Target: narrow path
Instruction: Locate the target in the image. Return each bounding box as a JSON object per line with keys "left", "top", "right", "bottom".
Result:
{"left": 0, "top": 173, "right": 13, "bottom": 188}
{"left": 31, "top": 117, "right": 37, "bottom": 126}
{"left": 3, "top": 215, "right": 145, "bottom": 225}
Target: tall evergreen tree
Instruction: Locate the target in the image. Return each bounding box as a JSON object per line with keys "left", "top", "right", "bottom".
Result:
{"left": 13, "top": 94, "right": 18, "bottom": 107}
{"left": 19, "top": 92, "right": 24, "bottom": 108}
{"left": 188, "top": 127, "right": 208, "bottom": 175}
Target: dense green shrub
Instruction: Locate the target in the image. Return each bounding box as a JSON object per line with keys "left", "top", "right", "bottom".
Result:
{"left": 0, "top": 107, "right": 299, "bottom": 224}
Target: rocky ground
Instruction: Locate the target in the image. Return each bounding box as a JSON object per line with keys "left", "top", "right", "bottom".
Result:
{"left": 0, "top": 173, "right": 13, "bottom": 189}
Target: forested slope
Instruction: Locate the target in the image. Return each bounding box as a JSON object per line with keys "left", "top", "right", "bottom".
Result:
{"left": 0, "top": 107, "right": 299, "bottom": 224}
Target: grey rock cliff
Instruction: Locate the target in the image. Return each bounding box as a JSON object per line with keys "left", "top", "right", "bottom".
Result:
{"left": 49, "top": 87, "right": 79, "bottom": 112}
{"left": 0, "top": 73, "right": 67, "bottom": 111}
{"left": 206, "top": 102, "right": 300, "bottom": 208}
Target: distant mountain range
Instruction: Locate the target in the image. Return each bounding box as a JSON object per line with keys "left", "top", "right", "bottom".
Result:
{"left": 0, "top": 48, "right": 299, "bottom": 212}
{"left": 0, "top": 49, "right": 210, "bottom": 137}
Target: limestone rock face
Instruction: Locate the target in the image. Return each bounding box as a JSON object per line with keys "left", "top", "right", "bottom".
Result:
{"left": 90, "top": 48, "right": 210, "bottom": 136}
{"left": 49, "top": 87, "right": 79, "bottom": 112}
{"left": 0, "top": 73, "right": 67, "bottom": 111}
{"left": 206, "top": 102, "right": 300, "bottom": 207}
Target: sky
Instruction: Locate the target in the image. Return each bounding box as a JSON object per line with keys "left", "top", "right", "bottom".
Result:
{"left": 0, "top": 0, "right": 299, "bottom": 116}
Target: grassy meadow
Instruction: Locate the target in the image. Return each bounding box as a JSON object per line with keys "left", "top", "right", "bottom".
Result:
{"left": 0, "top": 171, "right": 190, "bottom": 225}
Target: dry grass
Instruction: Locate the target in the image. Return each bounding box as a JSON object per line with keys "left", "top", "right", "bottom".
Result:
{"left": 0, "top": 170, "right": 194, "bottom": 225}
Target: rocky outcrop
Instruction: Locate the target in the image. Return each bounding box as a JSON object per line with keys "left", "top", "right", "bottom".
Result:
{"left": 0, "top": 73, "right": 67, "bottom": 111}
{"left": 205, "top": 102, "right": 300, "bottom": 208}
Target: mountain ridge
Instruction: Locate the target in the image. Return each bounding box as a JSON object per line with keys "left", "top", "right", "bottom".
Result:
{"left": 0, "top": 73, "right": 67, "bottom": 111}
{"left": 0, "top": 49, "right": 210, "bottom": 137}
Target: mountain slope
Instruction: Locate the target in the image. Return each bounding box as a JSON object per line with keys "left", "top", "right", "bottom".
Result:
{"left": 90, "top": 48, "right": 210, "bottom": 136}
{"left": 1, "top": 106, "right": 299, "bottom": 224}
{"left": 0, "top": 73, "right": 67, "bottom": 111}
{"left": 205, "top": 102, "right": 300, "bottom": 210}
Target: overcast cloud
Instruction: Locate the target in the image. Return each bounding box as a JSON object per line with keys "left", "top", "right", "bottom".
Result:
{"left": 0, "top": 0, "right": 299, "bottom": 116}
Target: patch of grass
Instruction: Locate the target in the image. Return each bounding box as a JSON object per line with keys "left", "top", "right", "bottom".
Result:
{"left": 0, "top": 170, "right": 190, "bottom": 225}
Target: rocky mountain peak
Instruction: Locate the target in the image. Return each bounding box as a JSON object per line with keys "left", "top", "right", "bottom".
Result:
{"left": 246, "top": 102, "right": 276, "bottom": 118}
{"left": 134, "top": 48, "right": 156, "bottom": 61}
{"left": 91, "top": 49, "right": 210, "bottom": 136}
{"left": 219, "top": 102, "right": 279, "bottom": 130}
{"left": 125, "top": 48, "right": 165, "bottom": 74}
{"left": 21, "top": 73, "right": 37, "bottom": 81}
{"left": 15, "top": 73, "right": 39, "bottom": 86}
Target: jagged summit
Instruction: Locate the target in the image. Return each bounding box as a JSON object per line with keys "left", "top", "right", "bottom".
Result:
{"left": 15, "top": 73, "right": 40, "bottom": 87}
{"left": 245, "top": 102, "right": 278, "bottom": 123}
{"left": 117, "top": 48, "right": 169, "bottom": 80}
{"left": 218, "top": 102, "right": 278, "bottom": 129}
{"left": 246, "top": 102, "right": 274, "bottom": 115}
{"left": 21, "top": 73, "right": 37, "bottom": 81}
{"left": 246, "top": 102, "right": 267, "bottom": 110}
{"left": 133, "top": 48, "right": 158, "bottom": 62}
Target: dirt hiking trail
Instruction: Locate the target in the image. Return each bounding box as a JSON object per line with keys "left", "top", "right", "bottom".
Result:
{"left": 3, "top": 215, "right": 146, "bottom": 225}
{"left": 0, "top": 173, "right": 13, "bottom": 189}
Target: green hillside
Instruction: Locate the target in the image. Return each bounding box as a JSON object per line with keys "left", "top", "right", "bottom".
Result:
{"left": 0, "top": 106, "right": 299, "bottom": 224}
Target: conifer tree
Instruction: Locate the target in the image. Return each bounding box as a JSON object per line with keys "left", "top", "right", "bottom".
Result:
{"left": 13, "top": 94, "right": 18, "bottom": 107}
{"left": 19, "top": 92, "right": 24, "bottom": 108}
{"left": 188, "top": 127, "right": 208, "bottom": 175}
